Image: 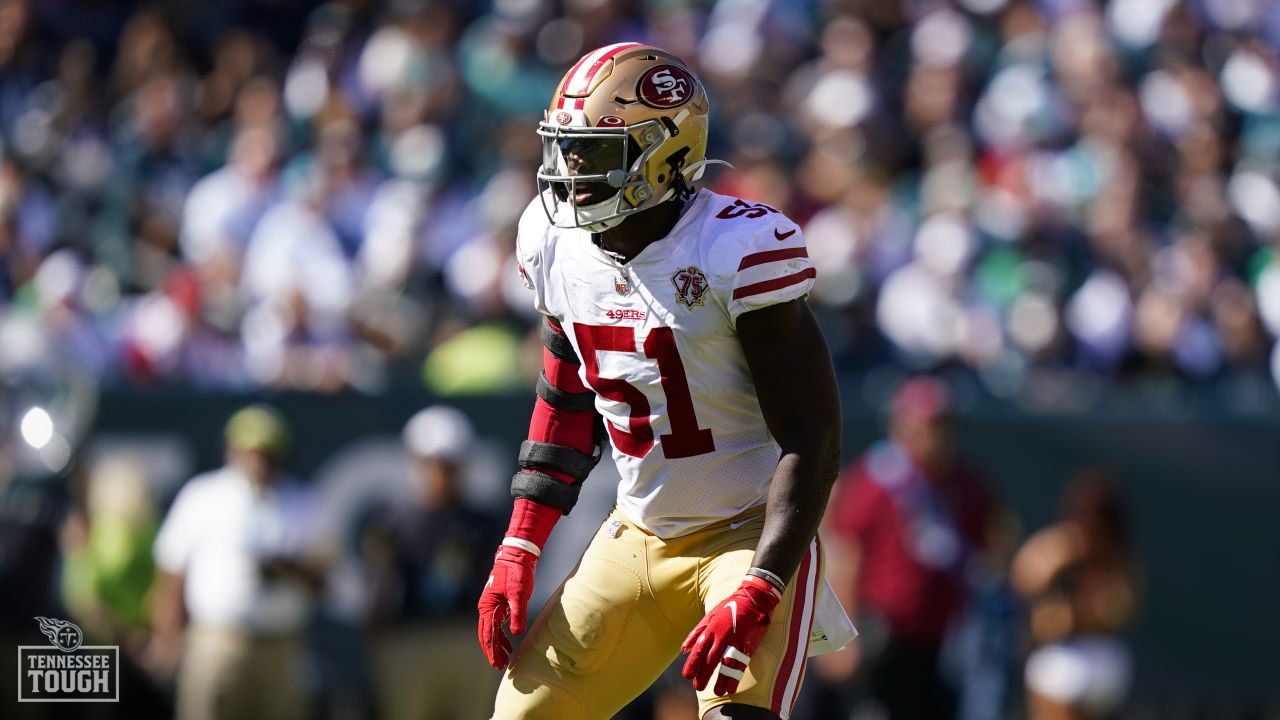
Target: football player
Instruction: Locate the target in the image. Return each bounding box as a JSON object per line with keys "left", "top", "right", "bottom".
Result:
{"left": 477, "top": 43, "right": 855, "bottom": 720}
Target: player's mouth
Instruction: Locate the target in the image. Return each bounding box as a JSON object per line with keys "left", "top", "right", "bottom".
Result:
{"left": 573, "top": 183, "right": 614, "bottom": 206}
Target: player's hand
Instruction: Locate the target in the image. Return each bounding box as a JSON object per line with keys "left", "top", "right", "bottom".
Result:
{"left": 477, "top": 543, "right": 538, "bottom": 670}
{"left": 681, "top": 575, "right": 782, "bottom": 695}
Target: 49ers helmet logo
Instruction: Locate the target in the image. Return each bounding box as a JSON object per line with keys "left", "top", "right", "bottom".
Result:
{"left": 671, "top": 266, "right": 709, "bottom": 308}
{"left": 638, "top": 65, "right": 695, "bottom": 108}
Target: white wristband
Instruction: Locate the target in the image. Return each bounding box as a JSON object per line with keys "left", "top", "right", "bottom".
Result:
{"left": 502, "top": 537, "right": 542, "bottom": 557}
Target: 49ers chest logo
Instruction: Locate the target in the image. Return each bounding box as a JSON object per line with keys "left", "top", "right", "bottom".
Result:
{"left": 638, "top": 65, "right": 695, "bottom": 108}
{"left": 671, "top": 266, "right": 709, "bottom": 308}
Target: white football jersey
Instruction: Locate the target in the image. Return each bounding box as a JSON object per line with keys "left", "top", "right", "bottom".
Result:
{"left": 516, "top": 189, "right": 817, "bottom": 538}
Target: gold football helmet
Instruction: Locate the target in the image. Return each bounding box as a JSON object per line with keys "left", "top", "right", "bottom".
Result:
{"left": 537, "top": 43, "right": 716, "bottom": 232}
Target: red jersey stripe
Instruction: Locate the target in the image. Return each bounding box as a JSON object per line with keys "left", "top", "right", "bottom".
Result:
{"left": 731, "top": 267, "right": 817, "bottom": 301}
{"left": 543, "top": 348, "right": 590, "bottom": 394}
{"left": 736, "top": 246, "right": 809, "bottom": 271}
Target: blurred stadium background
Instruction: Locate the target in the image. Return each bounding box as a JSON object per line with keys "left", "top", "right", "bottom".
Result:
{"left": 1, "top": 0, "right": 1279, "bottom": 718}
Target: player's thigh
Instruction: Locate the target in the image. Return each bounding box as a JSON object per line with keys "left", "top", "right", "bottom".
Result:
{"left": 696, "top": 538, "right": 822, "bottom": 720}
{"left": 493, "top": 518, "right": 685, "bottom": 720}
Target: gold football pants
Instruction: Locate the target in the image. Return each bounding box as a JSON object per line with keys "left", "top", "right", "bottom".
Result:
{"left": 492, "top": 507, "right": 821, "bottom": 720}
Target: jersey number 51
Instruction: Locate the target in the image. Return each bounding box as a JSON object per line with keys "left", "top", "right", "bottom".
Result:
{"left": 573, "top": 324, "right": 716, "bottom": 460}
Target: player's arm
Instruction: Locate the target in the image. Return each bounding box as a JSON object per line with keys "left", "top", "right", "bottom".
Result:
{"left": 477, "top": 315, "right": 601, "bottom": 670}
{"left": 738, "top": 297, "right": 842, "bottom": 581}
{"left": 682, "top": 297, "right": 841, "bottom": 695}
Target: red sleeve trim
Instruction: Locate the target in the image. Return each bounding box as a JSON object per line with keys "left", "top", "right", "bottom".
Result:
{"left": 737, "top": 246, "right": 809, "bottom": 271}
{"left": 732, "top": 267, "right": 817, "bottom": 301}
{"left": 506, "top": 497, "right": 561, "bottom": 549}
{"left": 544, "top": 349, "right": 590, "bottom": 393}
{"left": 528, "top": 398, "right": 597, "bottom": 453}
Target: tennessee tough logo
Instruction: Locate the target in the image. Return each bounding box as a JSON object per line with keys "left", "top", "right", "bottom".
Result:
{"left": 671, "top": 266, "right": 709, "bottom": 308}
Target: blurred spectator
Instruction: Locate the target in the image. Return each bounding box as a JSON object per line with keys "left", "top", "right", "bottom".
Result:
{"left": 239, "top": 164, "right": 356, "bottom": 390}
{"left": 150, "top": 405, "right": 331, "bottom": 720}
{"left": 362, "top": 405, "right": 500, "bottom": 720}
{"left": 62, "top": 455, "right": 158, "bottom": 636}
{"left": 179, "top": 124, "right": 279, "bottom": 295}
{"left": 1012, "top": 469, "right": 1139, "bottom": 720}
{"left": 60, "top": 452, "right": 168, "bottom": 715}
{"left": 818, "top": 378, "right": 1001, "bottom": 720}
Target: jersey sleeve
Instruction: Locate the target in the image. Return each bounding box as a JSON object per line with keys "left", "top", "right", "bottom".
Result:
{"left": 708, "top": 211, "right": 817, "bottom": 326}
{"left": 515, "top": 196, "right": 554, "bottom": 316}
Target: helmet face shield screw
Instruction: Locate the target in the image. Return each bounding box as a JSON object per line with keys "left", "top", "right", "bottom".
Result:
{"left": 635, "top": 185, "right": 652, "bottom": 201}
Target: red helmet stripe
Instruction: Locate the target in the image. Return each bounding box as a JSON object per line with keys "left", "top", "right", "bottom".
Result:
{"left": 564, "top": 45, "right": 614, "bottom": 96}
{"left": 560, "top": 50, "right": 596, "bottom": 94}
{"left": 564, "top": 42, "right": 644, "bottom": 96}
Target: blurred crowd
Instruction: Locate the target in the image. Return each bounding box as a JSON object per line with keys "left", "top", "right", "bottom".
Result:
{"left": 4, "top": 0, "right": 1280, "bottom": 404}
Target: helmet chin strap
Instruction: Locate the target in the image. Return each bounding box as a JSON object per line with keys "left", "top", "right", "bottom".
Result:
{"left": 656, "top": 158, "right": 733, "bottom": 204}
{"left": 681, "top": 158, "right": 734, "bottom": 182}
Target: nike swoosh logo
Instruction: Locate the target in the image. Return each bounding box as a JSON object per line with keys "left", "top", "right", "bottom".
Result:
{"left": 729, "top": 516, "right": 762, "bottom": 530}
{"left": 774, "top": 228, "right": 796, "bottom": 241}
{"left": 726, "top": 600, "right": 738, "bottom": 633}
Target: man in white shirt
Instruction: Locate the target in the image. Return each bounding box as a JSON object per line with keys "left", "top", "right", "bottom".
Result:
{"left": 151, "top": 405, "right": 329, "bottom": 720}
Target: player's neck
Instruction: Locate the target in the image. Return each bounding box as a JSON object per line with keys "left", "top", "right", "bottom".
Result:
{"left": 594, "top": 196, "right": 689, "bottom": 264}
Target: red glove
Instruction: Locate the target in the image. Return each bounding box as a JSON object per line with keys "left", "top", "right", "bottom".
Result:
{"left": 477, "top": 541, "right": 539, "bottom": 670}
{"left": 478, "top": 497, "right": 561, "bottom": 670}
{"left": 681, "top": 575, "right": 783, "bottom": 696}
